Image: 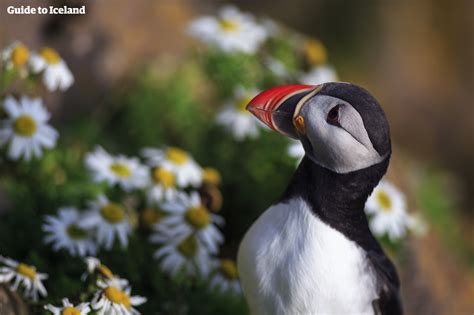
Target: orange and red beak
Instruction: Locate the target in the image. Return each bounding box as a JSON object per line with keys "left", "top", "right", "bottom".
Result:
{"left": 246, "top": 84, "right": 322, "bottom": 138}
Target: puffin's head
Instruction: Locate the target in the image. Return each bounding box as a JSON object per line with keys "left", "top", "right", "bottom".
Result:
{"left": 247, "top": 83, "right": 391, "bottom": 174}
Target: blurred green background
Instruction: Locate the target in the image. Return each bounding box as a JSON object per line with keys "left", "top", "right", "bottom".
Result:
{"left": 0, "top": 0, "right": 473, "bottom": 314}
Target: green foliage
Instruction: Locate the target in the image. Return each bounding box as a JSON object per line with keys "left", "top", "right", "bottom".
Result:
{"left": 114, "top": 63, "right": 210, "bottom": 153}
{"left": 266, "top": 35, "right": 300, "bottom": 73}
{"left": 199, "top": 50, "right": 263, "bottom": 99}
{"left": 417, "top": 170, "right": 474, "bottom": 266}
{"left": 0, "top": 147, "right": 104, "bottom": 306}
{"left": 0, "top": 28, "right": 302, "bottom": 313}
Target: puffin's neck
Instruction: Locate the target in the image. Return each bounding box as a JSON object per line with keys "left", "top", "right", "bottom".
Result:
{"left": 279, "top": 156, "right": 390, "bottom": 253}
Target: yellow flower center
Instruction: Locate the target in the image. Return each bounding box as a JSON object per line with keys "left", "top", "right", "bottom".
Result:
{"left": 185, "top": 206, "right": 210, "bottom": 229}
{"left": 304, "top": 39, "right": 327, "bottom": 66}
{"left": 104, "top": 286, "right": 131, "bottom": 308}
{"left": 11, "top": 44, "right": 29, "bottom": 66}
{"left": 100, "top": 203, "right": 125, "bottom": 223}
{"left": 202, "top": 167, "right": 221, "bottom": 185}
{"left": 177, "top": 236, "right": 198, "bottom": 258}
{"left": 13, "top": 115, "right": 37, "bottom": 137}
{"left": 98, "top": 264, "right": 114, "bottom": 279}
{"left": 62, "top": 307, "right": 81, "bottom": 315}
{"left": 152, "top": 167, "right": 176, "bottom": 188}
{"left": 141, "top": 208, "right": 162, "bottom": 226}
{"left": 236, "top": 96, "right": 253, "bottom": 113}
{"left": 220, "top": 259, "right": 239, "bottom": 280}
{"left": 110, "top": 163, "right": 132, "bottom": 178}
{"left": 376, "top": 191, "right": 392, "bottom": 212}
{"left": 40, "top": 47, "right": 61, "bottom": 64}
{"left": 219, "top": 18, "right": 239, "bottom": 32}
{"left": 66, "top": 224, "right": 88, "bottom": 240}
{"left": 16, "top": 263, "right": 36, "bottom": 280}
{"left": 165, "top": 147, "right": 189, "bottom": 165}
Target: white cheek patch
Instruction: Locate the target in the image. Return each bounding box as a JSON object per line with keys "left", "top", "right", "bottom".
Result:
{"left": 338, "top": 105, "right": 375, "bottom": 150}
{"left": 300, "top": 95, "right": 386, "bottom": 174}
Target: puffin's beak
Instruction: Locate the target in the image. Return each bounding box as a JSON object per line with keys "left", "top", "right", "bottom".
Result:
{"left": 246, "top": 84, "right": 321, "bottom": 139}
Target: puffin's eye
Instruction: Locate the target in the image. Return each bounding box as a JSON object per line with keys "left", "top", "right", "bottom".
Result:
{"left": 327, "top": 105, "right": 341, "bottom": 126}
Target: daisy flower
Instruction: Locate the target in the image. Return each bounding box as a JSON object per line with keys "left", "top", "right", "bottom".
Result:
{"left": 82, "top": 257, "right": 117, "bottom": 281}
{"left": 0, "top": 96, "right": 58, "bottom": 161}
{"left": 82, "top": 195, "right": 131, "bottom": 250}
{"left": 0, "top": 256, "right": 48, "bottom": 301}
{"left": 151, "top": 234, "right": 211, "bottom": 277}
{"left": 85, "top": 256, "right": 103, "bottom": 273}
{"left": 154, "top": 192, "right": 224, "bottom": 254}
{"left": 365, "top": 180, "right": 411, "bottom": 241}
{"left": 303, "top": 39, "right": 328, "bottom": 66}
{"left": 44, "top": 298, "right": 91, "bottom": 315}
{"left": 85, "top": 146, "right": 149, "bottom": 191}
{"left": 216, "top": 87, "right": 265, "bottom": 141}
{"left": 187, "top": 5, "right": 267, "bottom": 54}
{"left": 43, "top": 207, "right": 97, "bottom": 257}
{"left": 146, "top": 163, "right": 179, "bottom": 203}
{"left": 209, "top": 259, "right": 241, "bottom": 294}
{"left": 1, "top": 41, "right": 30, "bottom": 75}
{"left": 91, "top": 278, "right": 146, "bottom": 315}
{"left": 29, "top": 47, "right": 74, "bottom": 91}
{"left": 287, "top": 140, "right": 305, "bottom": 164}
{"left": 141, "top": 146, "right": 202, "bottom": 188}
{"left": 299, "top": 65, "right": 338, "bottom": 85}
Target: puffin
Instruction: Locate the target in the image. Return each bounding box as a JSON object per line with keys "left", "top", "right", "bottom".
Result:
{"left": 237, "top": 83, "right": 402, "bottom": 315}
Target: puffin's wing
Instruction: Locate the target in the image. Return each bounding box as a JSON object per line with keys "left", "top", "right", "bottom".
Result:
{"left": 367, "top": 250, "right": 403, "bottom": 315}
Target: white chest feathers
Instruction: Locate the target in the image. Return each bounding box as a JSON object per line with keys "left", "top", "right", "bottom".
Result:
{"left": 237, "top": 197, "right": 378, "bottom": 315}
